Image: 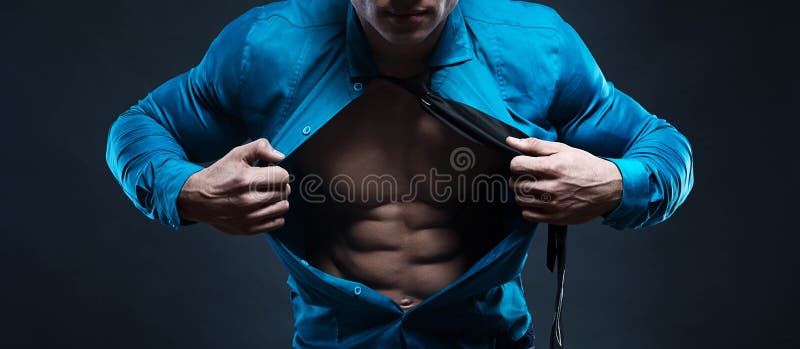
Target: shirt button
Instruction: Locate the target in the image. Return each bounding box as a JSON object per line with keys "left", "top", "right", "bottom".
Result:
{"left": 353, "top": 82, "right": 364, "bottom": 91}
{"left": 302, "top": 126, "right": 312, "bottom": 135}
{"left": 353, "top": 286, "right": 362, "bottom": 296}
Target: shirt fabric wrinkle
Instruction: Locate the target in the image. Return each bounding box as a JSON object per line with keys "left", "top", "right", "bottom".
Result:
{"left": 104, "top": 0, "right": 694, "bottom": 347}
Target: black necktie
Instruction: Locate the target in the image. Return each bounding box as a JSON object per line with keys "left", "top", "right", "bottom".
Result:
{"left": 375, "top": 70, "right": 568, "bottom": 349}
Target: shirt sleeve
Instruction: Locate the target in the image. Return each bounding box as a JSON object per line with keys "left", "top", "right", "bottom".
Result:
{"left": 104, "top": 9, "right": 260, "bottom": 230}
{"left": 546, "top": 17, "right": 694, "bottom": 231}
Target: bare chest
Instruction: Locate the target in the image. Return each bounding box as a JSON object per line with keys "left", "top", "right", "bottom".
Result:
{"left": 290, "top": 80, "right": 512, "bottom": 205}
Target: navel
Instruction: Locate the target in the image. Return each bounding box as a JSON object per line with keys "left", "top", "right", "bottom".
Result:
{"left": 399, "top": 296, "right": 417, "bottom": 310}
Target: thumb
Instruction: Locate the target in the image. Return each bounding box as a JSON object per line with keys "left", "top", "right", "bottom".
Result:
{"left": 505, "top": 136, "right": 561, "bottom": 156}
{"left": 234, "top": 138, "right": 285, "bottom": 165}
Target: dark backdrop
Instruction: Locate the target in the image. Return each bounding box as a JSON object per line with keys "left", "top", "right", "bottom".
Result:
{"left": 2, "top": 0, "right": 798, "bottom": 348}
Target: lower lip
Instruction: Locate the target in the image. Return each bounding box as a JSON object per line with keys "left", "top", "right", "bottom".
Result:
{"left": 386, "top": 13, "right": 427, "bottom": 26}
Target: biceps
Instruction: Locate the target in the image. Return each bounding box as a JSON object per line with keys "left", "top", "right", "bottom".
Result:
{"left": 135, "top": 68, "right": 248, "bottom": 163}
{"left": 556, "top": 83, "right": 658, "bottom": 158}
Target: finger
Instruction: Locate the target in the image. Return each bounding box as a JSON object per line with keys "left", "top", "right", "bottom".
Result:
{"left": 508, "top": 175, "right": 556, "bottom": 194}
{"left": 232, "top": 138, "right": 285, "bottom": 165}
{"left": 509, "top": 156, "right": 558, "bottom": 177}
{"left": 245, "top": 166, "right": 291, "bottom": 191}
{"left": 245, "top": 200, "right": 290, "bottom": 222}
{"left": 244, "top": 217, "right": 286, "bottom": 235}
{"left": 514, "top": 194, "right": 555, "bottom": 210}
{"left": 243, "top": 184, "right": 292, "bottom": 208}
{"left": 506, "top": 136, "right": 563, "bottom": 156}
{"left": 521, "top": 209, "right": 557, "bottom": 224}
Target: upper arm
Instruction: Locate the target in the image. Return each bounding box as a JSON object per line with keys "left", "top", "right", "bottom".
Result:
{"left": 546, "top": 18, "right": 651, "bottom": 157}
{"left": 545, "top": 16, "right": 694, "bottom": 229}
{"left": 105, "top": 8, "right": 263, "bottom": 228}
{"left": 131, "top": 7, "right": 263, "bottom": 163}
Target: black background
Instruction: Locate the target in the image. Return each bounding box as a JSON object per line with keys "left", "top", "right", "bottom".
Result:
{"left": 2, "top": 0, "right": 798, "bottom": 348}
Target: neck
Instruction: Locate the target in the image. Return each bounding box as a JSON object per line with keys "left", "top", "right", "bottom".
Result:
{"left": 359, "top": 19, "right": 447, "bottom": 79}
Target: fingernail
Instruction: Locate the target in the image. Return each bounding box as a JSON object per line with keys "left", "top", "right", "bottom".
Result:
{"left": 273, "top": 149, "right": 285, "bottom": 158}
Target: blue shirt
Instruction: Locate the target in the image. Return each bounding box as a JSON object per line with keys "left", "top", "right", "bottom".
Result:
{"left": 105, "top": 1, "right": 694, "bottom": 347}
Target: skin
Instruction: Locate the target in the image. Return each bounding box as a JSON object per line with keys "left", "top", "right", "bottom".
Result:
{"left": 350, "top": 0, "right": 460, "bottom": 77}
{"left": 177, "top": 0, "right": 622, "bottom": 311}
{"left": 177, "top": 139, "right": 291, "bottom": 236}
{"left": 506, "top": 136, "right": 622, "bottom": 225}
{"left": 288, "top": 76, "right": 512, "bottom": 309}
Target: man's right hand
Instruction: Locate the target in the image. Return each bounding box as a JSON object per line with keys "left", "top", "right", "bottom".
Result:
{"left": 177, "top": 138, "right": 291, "bottom": 235}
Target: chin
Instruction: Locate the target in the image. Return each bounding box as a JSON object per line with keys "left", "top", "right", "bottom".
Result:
{"left": 376, "top": 22, "right": 438, "bottom": 46}
{"left": 381, "top": 31, "right": 431, "bottom": 46}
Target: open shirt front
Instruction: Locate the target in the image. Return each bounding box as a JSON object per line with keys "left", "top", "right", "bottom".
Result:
{"left": 105, "top": 0, "right": 694, "bottom": 347}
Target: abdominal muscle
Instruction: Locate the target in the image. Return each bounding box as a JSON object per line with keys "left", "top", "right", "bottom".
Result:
{"left": 290, "top": 79, "right": 511, "bottom": 311}
{"left": 303, "top": 201, "right": 504, "bottom": 311}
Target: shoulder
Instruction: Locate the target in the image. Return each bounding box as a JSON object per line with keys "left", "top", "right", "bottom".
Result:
{"left": 459, "top": 0, "right": 572, "bottom": 61}
{"left": 209, "top": 1, "right": 347, "bottom": 113}
{"left": 458, "top": 1, "right": 575, "bottom": 123}
{"left": 217, "top": 0, "right": 345, "bottom": 64}
{"left": 459, "top": 0, "right": 565, "bottom": 30}
{"left": 232, "top": 0, "right": 346, "bottom": 30}
{"left": 212, "top": 0, "right": 346, "bottom": 77}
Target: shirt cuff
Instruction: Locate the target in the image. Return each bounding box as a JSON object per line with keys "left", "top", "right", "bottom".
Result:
{"left": 154, "top": 158, "right": 205, "bottom": 230}
{"left": 598, "top": 157, "right": 651, "bottom": 230}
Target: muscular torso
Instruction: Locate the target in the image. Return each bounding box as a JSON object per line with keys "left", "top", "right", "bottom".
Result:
{"left": 290, "top": 79, "right": 512, "bottom": 311}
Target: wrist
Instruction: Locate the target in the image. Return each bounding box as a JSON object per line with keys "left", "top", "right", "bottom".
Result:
{"left": 177, "top": 171, "right": 206, "bottom": 223}
{"left": 600, "top": 158, "right": 623, "bottom": 215}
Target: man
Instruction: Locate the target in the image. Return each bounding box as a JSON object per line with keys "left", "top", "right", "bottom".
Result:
{"left": 105, "top": 0, "right": 694, "bottom": 348}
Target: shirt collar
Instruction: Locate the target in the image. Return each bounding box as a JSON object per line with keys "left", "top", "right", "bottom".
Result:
{"left": 346, "top": 3, "right": 475, "bottom": 80}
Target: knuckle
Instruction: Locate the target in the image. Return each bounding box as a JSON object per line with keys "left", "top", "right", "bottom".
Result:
{"left": 521, "top": 210, "right": 536, "bottom": 221}
{"left": 509, "top": 156, "right": 525, "bottom": 171}
{"left": 258, "top": 191, "right": 280, "bottom": 204}
{"left": 237, "top": 193, "right": 259, "bottom": 207}
{"left": 230, "top": 144, "right": 246, "bottom": 156}
{"left": 544, "top": 184, "right": 560, "bottom": 196}
{"left": 232, "top": 173, "right": 250, "bottom": 188}
{"left": 552, "top": 160, "right": 566, "bottom": 173}
{"left": 260, "top": 217, "right": 285, "bottom": 232}
{"left": 543, "top": 161, "right": 560, "bottom": 174}
{"left": 277, "top": 200, "right": 290, "bottom": 213}
{"left": 523, "top": 138, "right": 540, "bottom": 149}
{"left": 274, "top": 167, "right": 290, "bottom": 183}
{"left": 224, "top": 193, "right": 240, "bottom": 207}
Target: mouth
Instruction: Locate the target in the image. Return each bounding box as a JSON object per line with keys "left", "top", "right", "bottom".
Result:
{"left": 387, "top": 8, "right": 428, "bottom": 16}
{"left": 383, "top": 8, "right": 430, "bottom": 26}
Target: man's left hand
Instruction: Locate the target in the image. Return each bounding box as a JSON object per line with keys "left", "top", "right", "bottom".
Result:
{"left": 506, "top": 136, "right": 623, "bottom": 225}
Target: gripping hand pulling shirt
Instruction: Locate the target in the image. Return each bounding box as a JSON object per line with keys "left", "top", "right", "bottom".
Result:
{"left": 105, "top": 0, "right": 694, "bottom": 348}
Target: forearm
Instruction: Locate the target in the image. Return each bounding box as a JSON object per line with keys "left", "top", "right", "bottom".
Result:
{"left": 599, "top": 108, "right": 694, "bottom": 230}
{"left": 104, "top": 7, "right": 262, "bottom": 230}
{"left": 551, "top": 79, "right": 694, "bottom": 230}
{"left": 105, "top": 106, "right": 205, "bottom": 230}
{"left": 548, "top": 16, "right": 694, "bottom": 230}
